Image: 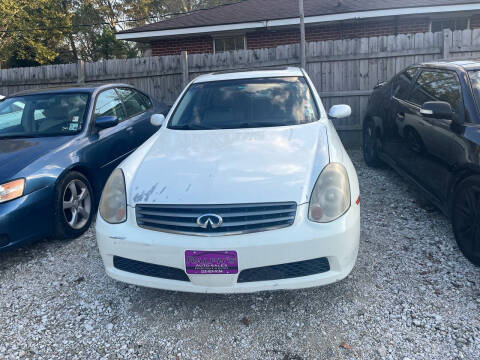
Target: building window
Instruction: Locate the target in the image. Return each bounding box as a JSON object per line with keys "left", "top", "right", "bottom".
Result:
{"left": 213, "top": 35, "right": 246, "bottom": 53}
{"left": 431, "top": 17, "right": 470, "bottom": 32}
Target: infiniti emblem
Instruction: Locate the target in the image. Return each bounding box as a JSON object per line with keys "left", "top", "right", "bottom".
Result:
{"left": 196, "top": 214, "right": 223, "bottom": 229}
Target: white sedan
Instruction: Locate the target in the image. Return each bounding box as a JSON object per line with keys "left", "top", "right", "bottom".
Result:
{"left": 96, "top": 67, "right": 360, "bottom": 294}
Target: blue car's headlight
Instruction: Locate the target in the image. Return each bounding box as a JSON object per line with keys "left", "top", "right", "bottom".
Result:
{"left": 0, "top": 179, "right": 25, "bottom": 204}
{"left": 99, "top": 169, "right": 127, "bottom": 224}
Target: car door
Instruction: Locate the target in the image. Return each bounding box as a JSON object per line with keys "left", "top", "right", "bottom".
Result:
{"left": 88, "top": 88, "right": 133, "bottom": 183}
{"left": 383, "top": 67, "right": 418, "bottom": 162}
{"left": 400, "top": 69, "right": 465, "bottom": 202}
{"left": 116, "top": 87, "right": 157, "bottom": 149}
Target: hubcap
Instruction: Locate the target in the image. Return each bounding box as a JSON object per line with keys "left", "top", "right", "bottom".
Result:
{"left": 63, "top": 179, "right": 91, "bottom": 230}
{"left": 454, "top": 185, "right": 480, "bottom": 256}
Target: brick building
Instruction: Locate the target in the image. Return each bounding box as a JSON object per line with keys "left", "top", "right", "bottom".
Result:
{"left": 117, "top": 0, "right": 480, "bottom": 56}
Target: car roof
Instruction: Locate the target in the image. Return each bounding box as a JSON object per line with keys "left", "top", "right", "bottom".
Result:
{"left": 193, "top": 67, "right": 305, "bottom": 83}
{"left": 416, "top": 59, "right": 480, "bottom": 71}
{"left": 10, "top": 83, "right": 133, "bottom": 97}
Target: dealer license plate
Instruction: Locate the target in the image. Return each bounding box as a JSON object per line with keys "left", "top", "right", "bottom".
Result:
{"left": 185, "top": 250, "right": 238, "bottom": 274}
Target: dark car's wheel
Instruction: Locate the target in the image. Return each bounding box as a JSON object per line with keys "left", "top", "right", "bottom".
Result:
{"left": 363, "top": 120, "right": 383, "bottom": 167}
{"left": 53, "top": 171, "right": 94, "bottom": 240}
{"left": 452, "top": 176, "right": 480, "bottom": 266}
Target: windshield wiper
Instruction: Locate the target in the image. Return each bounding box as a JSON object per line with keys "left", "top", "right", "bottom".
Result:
{"left": 170, "top": 124, "right": 217, "bottom": 130}
{"left": 234, "top": 122, "right": 286, "bottom": 128}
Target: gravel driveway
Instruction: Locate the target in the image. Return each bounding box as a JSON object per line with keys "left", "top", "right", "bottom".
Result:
{"left": 1, "top": 150, "right": 479, "bottom": 360}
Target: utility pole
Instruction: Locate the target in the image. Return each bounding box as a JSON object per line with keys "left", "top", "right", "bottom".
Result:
{"left": 299, "top": 0, "right": 306, "bottom": 69}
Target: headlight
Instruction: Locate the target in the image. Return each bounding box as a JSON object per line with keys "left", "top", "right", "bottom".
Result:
{"left": 99, "top": 169, "right": 127, "bottom": 224}
{"left": 0, "top": 179, "right": 25, "bottom": 204}
{"left": 308, "top": 163, "right": 351, "bottom": 223}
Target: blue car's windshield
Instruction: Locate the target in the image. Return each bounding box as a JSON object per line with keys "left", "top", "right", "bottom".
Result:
{"left": 0, "top": 93, "right": 89, "bottom": 138}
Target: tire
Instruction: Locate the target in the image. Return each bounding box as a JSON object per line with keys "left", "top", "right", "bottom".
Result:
{"left": 452, "top": 175, "right": 480, "bottom": 266}
{"left": 53, "top": 171, "right": 94, "bottom": 240}
{"left": 363, "top": 120, "right": 383, "bottom": 168}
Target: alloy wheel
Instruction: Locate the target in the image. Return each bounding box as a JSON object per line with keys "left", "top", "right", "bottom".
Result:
{"left": 62, "top": 179, "right": 92, "bottom": 230}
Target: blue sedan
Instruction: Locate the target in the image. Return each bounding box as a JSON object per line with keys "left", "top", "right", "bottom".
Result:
{"left": 0, "top": 84, "right": 168, "bottom": 251}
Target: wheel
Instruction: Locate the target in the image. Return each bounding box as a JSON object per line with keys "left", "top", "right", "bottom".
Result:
{"left": 363, "top": 120, "right": 383, "bottom": 167}
{"left": 53, "top": 171, "right": 94, "bottom": 240}
{"left": 452, "top": 176, "right": 480, "bottom": 266}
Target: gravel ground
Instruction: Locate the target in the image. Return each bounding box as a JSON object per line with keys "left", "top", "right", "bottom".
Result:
{"left": 1, "top": 150, "right": 479, "bottom": 360}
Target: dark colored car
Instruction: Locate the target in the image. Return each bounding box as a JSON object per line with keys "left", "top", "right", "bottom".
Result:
{"left": 363, "top": 60, "right": 480, "bottom": 266}
{"left": 0, "top": 84, "right": 168, "bottom": 251}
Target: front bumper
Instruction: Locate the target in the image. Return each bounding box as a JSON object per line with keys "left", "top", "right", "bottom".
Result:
{"left": 0, "top": 186, "right": 53, "bottom": 251}
{"left": 96, "top": 203, "right": 360, "bottom": 293}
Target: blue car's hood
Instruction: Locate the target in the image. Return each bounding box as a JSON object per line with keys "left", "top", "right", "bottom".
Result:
{"left": 0, "top": 136, "right": 72, "bottom": 184}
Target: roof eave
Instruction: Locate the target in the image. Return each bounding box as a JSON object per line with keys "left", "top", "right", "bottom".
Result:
{"left": 117, "top": 3, "right": 480, "bottom": 41}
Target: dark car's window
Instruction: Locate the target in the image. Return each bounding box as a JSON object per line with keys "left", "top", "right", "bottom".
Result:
{"left": 468, "top": 71, "right": 480, "bottom": 113}
{"left": 0, "top": 93, "right": 89, "bottom": 137}
{"left": 168, "top": 77, "right": 319, "bottom": 130}
{"left": 94, "top": 89, "right": 126, "bottom": 122}
{"left": 409, "top": 70, "right": 463, "bottom": 118}
{"left": 393, "top": 67, "right": 417, "bottom": 100}
{"left": 116, "top": 88, "right": 152, "bottom": 118}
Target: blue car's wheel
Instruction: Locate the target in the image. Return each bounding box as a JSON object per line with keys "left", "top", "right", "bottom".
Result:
{"left": 53, "top": 171, "right": 93, "bottom": 240}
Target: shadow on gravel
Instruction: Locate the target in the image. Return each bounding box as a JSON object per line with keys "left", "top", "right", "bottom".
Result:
{"left": 0, "top": 237, "right": 70, "bottom": 269}
{"left": 124, "top": 274, "right": 358, "bottom": 322}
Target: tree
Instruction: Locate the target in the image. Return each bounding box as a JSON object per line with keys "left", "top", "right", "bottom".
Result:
{"left": 0, "top": 0, "right": 240, "bottom": 68}
{"left": 0, "top": 0, "right": 72, "bottom": 67}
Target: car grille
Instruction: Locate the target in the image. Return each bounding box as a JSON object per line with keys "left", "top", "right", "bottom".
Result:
{"left": 113, "top": 256, "right": 190, "bottom": 282}
{"left": 135, "top": 202, "right": 297, "bottom": 236}
{"left": 237, "top": 257, "right": 330, "bottom": 283}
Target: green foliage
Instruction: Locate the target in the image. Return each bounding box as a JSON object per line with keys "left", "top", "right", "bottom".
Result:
{"left": 0, "top": 0, "right": 71, "bottom": 67}
{"left": 0, "top": 0, "right": 238, "bottom": 68}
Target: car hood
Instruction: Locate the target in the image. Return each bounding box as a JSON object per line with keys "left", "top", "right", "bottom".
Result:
{"left": 127, "top": 122, "right": 330, "bottom": 206}
{"left": 0, "top": 136, "right": 72, "bottom": 184}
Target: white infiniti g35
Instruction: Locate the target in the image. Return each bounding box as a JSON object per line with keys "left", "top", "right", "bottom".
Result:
{"left": 96, "top": 67, "right": 360, "bottom": 293}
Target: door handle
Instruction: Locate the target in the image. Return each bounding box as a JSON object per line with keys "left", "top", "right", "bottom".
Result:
{"left": 396, "top": 112, "right": 405, "bottom": 120}
{"left": 126, "top": 126, "right": 134, "bottom": 132}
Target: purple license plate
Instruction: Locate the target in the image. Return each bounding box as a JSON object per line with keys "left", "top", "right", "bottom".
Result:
{"left": 185, "top": 251, "right": 238, "bottom": 274}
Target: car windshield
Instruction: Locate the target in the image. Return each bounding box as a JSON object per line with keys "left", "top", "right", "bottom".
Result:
{"left": 168, "top": 77, "right": 319, "bottom": 130}
{"left": 0, "top": 93, "right": 89, "bottom": 138}
{"left": 469, "top": 71, "right": 480, "bottom": 108}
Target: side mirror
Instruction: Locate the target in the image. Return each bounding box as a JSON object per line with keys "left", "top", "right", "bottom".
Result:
{"left": 151, "top": 113, "right": 165, "bottom": 127}
{"left": 328, "top": 104, "right": 352, "bottom": 119}
{"left": 420, "top": 101, "right": 453, "bottom": 120}
{"left": 95, "top": 116, "right": 118, "bottom": 129}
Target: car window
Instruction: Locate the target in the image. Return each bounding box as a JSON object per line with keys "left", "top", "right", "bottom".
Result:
{"left": 168, "top": 77, "right": 319, "bottom": 130}
{"left": 116, "top": 88, "right": 150, "bottom": 118}
{"left": 468, "top": 71, "right": 480, "bottom": 115}
{"left": 393, "top": 68, "right": 417, "bottom": 100}
{"left": 138, "top": 91, "right": 153, "bottom": 109}
{"left": 0, "top": 100, "right": 25, "bottom": 131}
{"left": 409, "top": 70, "right": 464, "bottom": 119}
{"left": 94, "top": 89, "right": 126, "bottom": 122}
{"left": 0, "top": 93, "right": 89, "bottom": 137}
